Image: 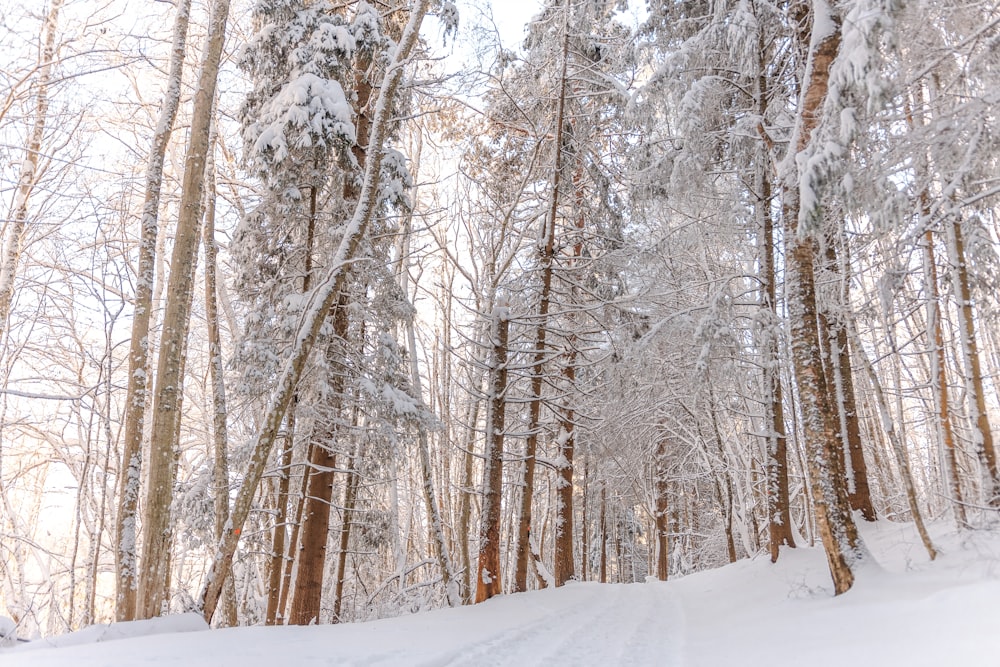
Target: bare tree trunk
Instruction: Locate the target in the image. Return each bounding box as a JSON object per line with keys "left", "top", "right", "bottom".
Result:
{"left": 265, "top": 421, "right": 295, "bottom": 624}
{"left": 203, "top": 136, "right": 237, "bottom": 626}
{"left": 822, "top": 238, "right": 876, "bottom": 521}
{"left": 923, "top": 231, "right": 967, "bottom": 526}
{"left": 553, "top": 361, "right": 576, "bottom": 585}
{"left": 850, "top": 323, "right": 937, "bottom": 560}
{"left": 0, "top": 0, "right": 62, "bottom": 339}
{"left": 599, "top": 483, "right": 608, "bottom": 583}
{"left": 514, "top": 28, "right": 571, "bottom": 594}
{"left": 278, "top": 440, "right": 308, "bottom": 620}
{"left": 708, "top": 400, "right": 738, "bottom": 564}
{"left": 475, "top": 306, "right": 509, "bottom": 603}
{"left": 332, "top": 444, "right": 360, "bottom": 623}
{"left": 288, "top": 300, "right": 347, "bottom": 626}
{"left": 946, "top": 216, "right": 1000, "bottom": 506}
{"left": 198, "top": 1, "right": 429, "bottom": 623}
{"left": 654, "top": 440, "right": 669, "bottom": 580}
{"left": 404, "top": 287, "right": 460, "bottom": 606}
{"left": 752, "top": 7, "right": 796, "bottom": 563}
{"left": 138, "top": 0, "right": 230, "bottom": 619}
{"left": 457, "top": 392, "right": 480, "bottom": 603}
{"left": 116, "top": 0, "right": 192, "bottom": 623}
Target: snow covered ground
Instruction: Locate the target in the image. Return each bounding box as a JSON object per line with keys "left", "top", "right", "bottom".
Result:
{"left": 4, "top": 520, "right": 999, "bottom": 666}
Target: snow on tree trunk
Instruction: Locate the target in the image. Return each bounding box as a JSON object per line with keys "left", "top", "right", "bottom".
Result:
{"left": 116, "top": 0, "right": 192, "bottom": 623}
{"left": 946, "top": 215, "right": 1000, "bottom": 508}
{"left": 202, "top": 126, "right": 238, "bottom": 627}
{"left": 0, "top": 0, "right": 61, "bottom": 341}
{"left": 287, "top": 299, "right": 347, "bottom": 626}
{"left": 779, "top": 0, "right": 865, "bottom": 596}
{"left": 475, "top": 304, "right": 509, "bottom": 604}
{"left": 138, "top": 0, "right": 231, "bottom": 619}
{"left": 514, "top": 27, "right": 570, "bottom": 594}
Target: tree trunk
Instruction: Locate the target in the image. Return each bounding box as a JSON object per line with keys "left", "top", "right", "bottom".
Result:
{"left": 332, "top": 444, "right": 360, "bottom": 623}
{"left": 780, "top": 0, "right": 864, "bottom": 595}
{"left": 923, "top": 231, "right": 967, "bottom": 526}
{"left": 138, "top": 0, "right": 230, "bottom": 619}
{"left": 553, "top": 361, "right": 576, "bottom": 585}
{"left": 116, "top": 0, "right": 191, "bottom": 624}
{"left": 946, "top": 216, "right": 1000, "bottom": 506}
{"left": 654, "top": 440, "right": 669, "bottom": 580}
{"left": 822, "top": 238, "right": 876, "bottom": 520}
{"left": 475, "top": 306, "right": 509, "bottom": 603}
{"left": 287, "top": 299, "right": 348, "bottom": 626}
{"left": 599, "top": 483, "right": 608, "bottom": 583}
{"left": 405, "top": 294, "right": 460, "bottom": 606}
{"left": 0, "top": 0, "right": 62, "bottom": 340}
{"left": 850, "top": 323, "right": 937, "bottom": 560}
{"left": 514, "top": 28, "right": 571, "bottom": 593}
{"left": 203, "top": 123, "right": 238, "bottom": 627}
{"left": 752, "top": 21, "right": 796, "bottom": 561}
{"left": 265, "top": 420, "right": 295, "bottom": 624}
{"left": 457, "top": 392, "right": 480, "bottom": 603}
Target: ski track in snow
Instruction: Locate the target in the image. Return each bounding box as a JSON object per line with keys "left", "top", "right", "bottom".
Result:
{"left": 422, "top": 583, "right": 683, "bottom": 667}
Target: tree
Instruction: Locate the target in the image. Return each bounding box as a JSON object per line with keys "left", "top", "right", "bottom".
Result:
{"left": 475, "top": 302, "right": 509, "bottom": 603}
{"left": 778, "top": 0, "right": 865, "bottom": 594}
{"left": 198, "top": 0, "right": 429, "bottom": 622}
{"left": 116, "top": 0, "right": 193, "bottom": 622}
{"left": 0, "top": 0, "right": 63, "bottom": 339}
{"left": 138, "top": 0, "right": 232, "bottom": 618}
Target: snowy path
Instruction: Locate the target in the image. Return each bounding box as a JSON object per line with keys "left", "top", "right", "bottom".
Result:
{"left": 5, "top": 522, "right": 1000, "bottom": 666}
{"left": 3, "top": 582, "right": 685, "bottom": 667}
{"left": 421, "top": 582, "right": 684, "bottom": 667}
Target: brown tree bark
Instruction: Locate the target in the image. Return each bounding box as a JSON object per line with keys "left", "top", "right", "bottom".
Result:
{"left": 203, "top": 123, "right": 238, "bottom": 627}
{"left": 332, "top": 444, "right": 361, "bottom": 623}
{"left": 821, "top": 238, "right": 876, "bottom": 521}
{"left": 947, "top": 217, "right": 1000, "bottom": 506}
{"left": 780, "top": 1, "right": 864, "bottom": 595}
{"left": 265, "top": 421, "right": 295, "bottom": 624}
{"left": 752, "top": 21, "right": 796, "bottom": 562}
{"left": 654, "top": 439, "right": 670, "bottom": 580}
{"left": 475, "top": 306, "right": 509, "bottom": 603}
{"left": 513, "top": 28, "right": 571, "bottom": 593}
{"left": 287, "top": 299, "right": 348, "bottom": 625}
{"left": 553, "top": 361, "right": 576, "bottom": 586}
{"left": 116, "top": 0, "right": 191, "bottom": 624}
{"left": 923, "top": 232, "right": 967, "bottom": 526}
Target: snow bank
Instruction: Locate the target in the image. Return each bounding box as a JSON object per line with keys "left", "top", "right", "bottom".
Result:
{"left": 0, "top": 616, "right": 17, "bottom": 647}
{"left": 5, "top": 613, "right": 207, "bottom": 653}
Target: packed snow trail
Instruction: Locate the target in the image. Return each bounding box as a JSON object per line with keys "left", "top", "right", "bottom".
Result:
{"left": 3, "top": 582, "right": 683, "bottom": 667}
{"left": 5, "top": 522, "right": 1000, "bottom": 666}
{"left": 422, "top": 582, "right": 684, "bottom": 667}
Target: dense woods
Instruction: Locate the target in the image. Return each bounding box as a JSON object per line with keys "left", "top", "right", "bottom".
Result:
{"left": 1, "top": 0, "right": 998, "bottom": 635}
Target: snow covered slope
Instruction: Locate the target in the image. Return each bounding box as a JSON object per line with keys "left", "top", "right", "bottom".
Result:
{"left": 4, "top": 521, "right": 999, "bottom": 666}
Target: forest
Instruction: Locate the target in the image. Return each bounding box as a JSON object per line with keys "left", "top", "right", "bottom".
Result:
{"left": 1, "top": 0, "right": 999, "bottom": 640}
